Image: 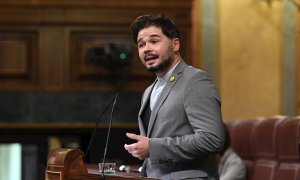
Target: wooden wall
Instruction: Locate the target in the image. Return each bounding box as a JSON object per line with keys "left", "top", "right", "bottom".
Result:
{"left": 0, "top": 0, "right": 193, "bottom": 92}
{"left": 0, "top": 0, "right": 194, "bottom": 125}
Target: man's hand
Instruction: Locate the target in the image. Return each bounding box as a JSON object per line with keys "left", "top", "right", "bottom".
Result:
{"left": 124, "top": 133, "right": 149, "bottom": 160}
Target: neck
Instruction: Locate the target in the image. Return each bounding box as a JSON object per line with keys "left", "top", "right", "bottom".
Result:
{"left": 156, "top": 55, "right": 181, "bottom": 78}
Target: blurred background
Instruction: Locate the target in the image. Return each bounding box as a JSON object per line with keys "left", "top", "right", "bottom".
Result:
{"left": 0, "top": 0, "right": 297, "bottom": 179}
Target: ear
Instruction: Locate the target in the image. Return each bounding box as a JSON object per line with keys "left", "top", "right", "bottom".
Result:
{"left": 172, "top": 38, "right": 180, "bottom": 51}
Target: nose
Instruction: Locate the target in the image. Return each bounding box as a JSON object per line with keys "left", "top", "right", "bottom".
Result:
{"left": 143, "top": 43, "right": 152, "bottom": 54}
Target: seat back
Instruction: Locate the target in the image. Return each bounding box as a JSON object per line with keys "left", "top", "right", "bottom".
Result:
{"left": 230, "top": 119, "right": 258, "bottom": 180}
{"left": 275, "top": 117, "right": 300, "bottom": 180}
{"left": 251, "top": 116, "right": 286, "bottom": 180}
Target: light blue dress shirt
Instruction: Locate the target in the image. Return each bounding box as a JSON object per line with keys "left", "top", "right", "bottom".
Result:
{"left": 150, "top": 62, "right": 179, "bottom": 110}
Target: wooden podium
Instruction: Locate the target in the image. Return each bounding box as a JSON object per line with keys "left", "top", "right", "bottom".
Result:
{"left": 45, "top": 148, "right": 157, "bottom": 180}
{"left": 45, "top": 148, "right": 88, "bottom": 180}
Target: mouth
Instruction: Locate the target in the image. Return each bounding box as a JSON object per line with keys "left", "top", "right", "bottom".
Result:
{"left": 144, "top": 54, "right": 159, "bottom": 62}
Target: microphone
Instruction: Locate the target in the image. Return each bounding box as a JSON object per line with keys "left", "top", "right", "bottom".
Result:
{"left": 84, "top": 92, "right": 118, "bottom": 160}
{"left": 100, "top": 92, "right": 119, "bottom": 179}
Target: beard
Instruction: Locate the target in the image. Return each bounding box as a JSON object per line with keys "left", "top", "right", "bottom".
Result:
{"left": 145, "top": 56, "right": 172, "bottom": 73}
{"left": 143, "top": 44, "right": 174, "bottom": 74}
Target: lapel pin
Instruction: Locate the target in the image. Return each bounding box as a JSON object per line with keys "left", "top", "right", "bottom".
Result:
{"left": 170, "top": 76, "right": 175, "bottom": 82}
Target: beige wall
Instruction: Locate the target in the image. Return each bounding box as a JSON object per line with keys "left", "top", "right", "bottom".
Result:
{"left": 218, "top": 1, "right": 283, "bottom": 120}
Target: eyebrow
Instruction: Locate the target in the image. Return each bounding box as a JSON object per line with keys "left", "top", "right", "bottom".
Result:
{"left": 137, "top": 34, "right": 161, "bottom": 44}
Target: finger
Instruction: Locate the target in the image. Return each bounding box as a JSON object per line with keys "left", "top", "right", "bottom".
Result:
{"left": 124, "top": 144, "right": 138, "bottom": 157}
{"left": 126, "top": 133, "right": 141, "bottom": 141}
{"left": 124, "top": 144, "right": 133, "bottom": 151}
{"left": 124, "top": 143, "right": 136, "bottom": 151}
{"left": 124, "top": 144, "right": 128, "bottom": 150}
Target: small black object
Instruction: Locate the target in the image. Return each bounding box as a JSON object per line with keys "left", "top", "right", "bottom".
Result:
{"left": 88, "top": 43, "right": 133, "bottom": 68}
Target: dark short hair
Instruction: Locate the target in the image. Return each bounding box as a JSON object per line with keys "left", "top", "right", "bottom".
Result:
{"left": 130, "top": 14, "right": 181, "bottom": 44}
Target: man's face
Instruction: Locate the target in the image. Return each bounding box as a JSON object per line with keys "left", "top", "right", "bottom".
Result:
{"left": 137, "top": 26, "right": 177, "bottom": 74}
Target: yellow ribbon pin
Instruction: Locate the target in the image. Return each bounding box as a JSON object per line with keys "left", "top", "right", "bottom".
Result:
{"left": 170, "top": 76, "right": 175, "bottom": 82}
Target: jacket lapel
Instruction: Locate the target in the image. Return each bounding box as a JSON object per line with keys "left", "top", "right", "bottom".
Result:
{"left": 138, "top": 79, "right": 157, "bottom": 135}
{"left": 147, "top": 60, "right": 187, "bottom": 137}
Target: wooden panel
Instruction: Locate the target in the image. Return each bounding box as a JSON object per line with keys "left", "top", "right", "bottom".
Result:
{"left": 0, "top": 42, "right": 26, "bottom": 75}
{"left": 0, "top": 2, "right": 191, "bottom": 26}
{"left": 0, "top": 31, "right": 38, "bottom": 90}
{"left": 39, "top": 27, "right": 66, "bottom": 90}
{"left": 0, "top": 0, "right": 191, "bottom": 8}
{"left": 0, "top": 0, "right": 193, "bottom": 91}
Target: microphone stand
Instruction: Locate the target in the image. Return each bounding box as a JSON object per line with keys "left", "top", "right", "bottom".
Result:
{"left": 84, "top": 93, "right": 118, "bottom": 161}
{"left": 100, "top": 92, "right": 119, "bottom": 180}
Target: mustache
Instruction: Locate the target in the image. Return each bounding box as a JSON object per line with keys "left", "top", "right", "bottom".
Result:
{"left": 144, "top": 53, "right": 159, "bottom": 61}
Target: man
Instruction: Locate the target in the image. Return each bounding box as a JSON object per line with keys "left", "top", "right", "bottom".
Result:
{"left": 124, "top": 14, "right": 225, "bottom": 180}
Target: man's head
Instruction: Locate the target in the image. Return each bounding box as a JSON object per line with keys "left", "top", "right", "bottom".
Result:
{"left": 130, "top": 14, "right": 181, "bottom": 77}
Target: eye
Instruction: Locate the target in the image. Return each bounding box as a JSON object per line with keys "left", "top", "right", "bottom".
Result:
{"left": 138, "top": 42, "right": 145, "bottom": 48}
{"left": 151, "top": 39, "right": 159, "bottom": 44}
